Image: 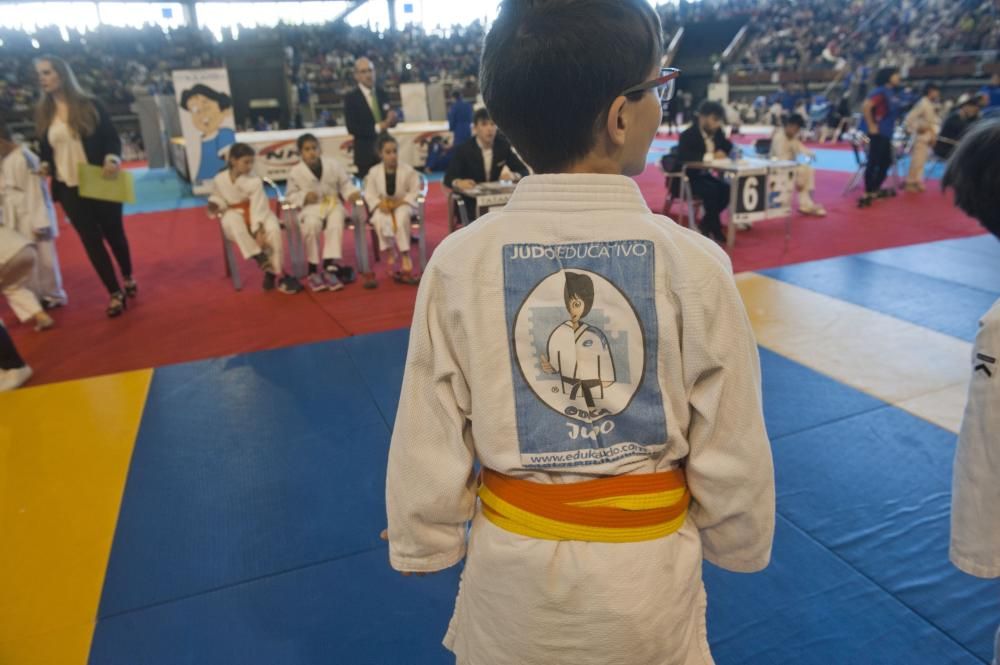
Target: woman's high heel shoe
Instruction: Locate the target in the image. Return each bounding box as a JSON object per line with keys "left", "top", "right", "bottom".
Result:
{"left": 106, "top": 291, "right": 127, "bottom": 318}
{"left": 123, "top": 278, "right": 138, "bottom": 298}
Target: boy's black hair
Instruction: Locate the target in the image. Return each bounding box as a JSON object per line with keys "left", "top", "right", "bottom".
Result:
{"left": 784, "top": 113, "right": 805, "bottom": 127}
{"left": 480, "top": 0, "right": 662, "bottom": 173}
{"left": 180, "top": 84, "right": 232, "bottom": 111}
{"left": 942, "top": 118, "right": 1000, "bottom": 239}
{"left": 564, "top": 272, "right": 595, "bottom": 319}
{"left": 227, "top": 142, "right": 255, "bottom": 166}
{"left": 874, "top": 67, "right": 899, "bottom": 87}
{"left": 473, "top": 107, "right": 492, "bottom": 125}
{"left": 923, "top": 82, "right": 941, "bottom": 96}
{"left": 296, "top": 133, "right": 319, "bottom": 152}
{"left": 376, "top": 132, "right": 398, "bottom": 154}
{"left": 698, "top": 100, "right": 726, "bottom": 120}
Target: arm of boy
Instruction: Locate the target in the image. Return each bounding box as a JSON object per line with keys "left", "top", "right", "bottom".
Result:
{"left": 285, "top": 170, "right": 309, "bottom": 208}
{"left": 402, "top": 168, "right": 421, "bottom": 207}
{"left": 385, "top": 264, "right": 476, "bottom": 575}
{"left": 335, "top": 162, "right": 363, "bottom": 204}
{"left": 682, "top": 255, "right": 776, "bottom": 573}
{"left": 363, "top": 171, "right": 380, "bottom": 210}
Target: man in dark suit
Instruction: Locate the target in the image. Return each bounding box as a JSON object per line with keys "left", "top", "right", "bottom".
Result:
{"left": 677, "top": 100, "right": 733, "bottom": 243}
{"left": 444, "top": 108, "right": 529, "bottom": 221}
{"left": 344, "top": 57, "right": 397, "bottom": 178}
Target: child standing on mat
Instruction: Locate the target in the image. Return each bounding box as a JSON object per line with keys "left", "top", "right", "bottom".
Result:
{"left": 943, "top": 118, "right": 1000, "bottom": 665}
{"left": 364, "top": 134, "right": 420, "bottom": 286}
{"left": 207, "top": 143, "right": 303, "bottom": 294}
{"left": 0, "top": 120, "right": 67, "bottom": 310}
{"left": 383, "top": 2, "right": 775, "bottom": 663}
{"left": 285, "top": 133, "right": 362, "bottom": 292}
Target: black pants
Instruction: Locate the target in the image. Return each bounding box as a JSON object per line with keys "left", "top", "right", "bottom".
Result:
{"left": 865, "top": 134, "right": 893, "bottom": 194}
{"left": 0, "top": 324, "right": 26, "bottom": 370}
{"left": 688, "top": 174, "right": 731, "bottom": 234}
{"left": 56, "top": 183, "right": 132, "bottom": 295}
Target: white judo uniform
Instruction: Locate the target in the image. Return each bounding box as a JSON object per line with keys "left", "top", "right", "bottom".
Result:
{"left": 951, "top": 298, "right": 1000, "bottom": 665}
{"left": 208, "top": 171, "right": 284, "bottom": 273}
{"left": 386, "top": 174, "right": 775, "bottom": 665}
{"left": 364, "top": 162, "right": 420, "bottom": 252}
{"left": 0, "top": 146, "right": 66, "bottom": 306}
{"left": 285, "top": 157, "right": 360, "bottom": 265}
{"left": 769, "top": 130, "right": 821, "bottom": 213}
{"left": 0, "top": 226, "right": 43, "bottom": 323}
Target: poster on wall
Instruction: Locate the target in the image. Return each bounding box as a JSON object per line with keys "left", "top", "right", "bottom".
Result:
{"left": 172, "top": 68, "right": 236, "bottom": 194}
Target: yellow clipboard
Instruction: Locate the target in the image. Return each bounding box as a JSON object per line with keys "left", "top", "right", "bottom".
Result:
{"left": 78, "top": 164, "right": 136, "bottom": 204}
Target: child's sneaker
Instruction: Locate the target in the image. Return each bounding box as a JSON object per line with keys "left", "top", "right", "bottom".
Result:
{"left": 306, "top": 273, "right": 328, "bottom": 292}
{"left": 0, "top": 365, "right": 32, "bottom": 392}
{"left": 278, "top": 276, "right": 304, "bottom": 294}
{"left": 262, "top": 272, "right": 277, "bottom": 291}
{"left": 323, "top": 271, "right": 345, "bottom": 291}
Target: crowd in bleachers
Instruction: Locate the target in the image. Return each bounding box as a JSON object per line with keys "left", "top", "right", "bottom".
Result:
{"left": 736, "top": 0, "right": 998, "bottom": 73}
{"left": 3, "top": 0, "right": 997, "bottom": 130}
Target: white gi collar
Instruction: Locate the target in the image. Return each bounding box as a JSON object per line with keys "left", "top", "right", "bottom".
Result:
{"left": 504, "top": 174, "right": 650, "bottom": 213}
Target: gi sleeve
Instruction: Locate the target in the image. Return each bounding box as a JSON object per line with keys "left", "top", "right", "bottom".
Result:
{"left": 285, "top": 169, "right": 308, "bottom": 208}
{"left": 363, "top": 170, "right": 380, "bottom": 210}
{"left": 682, "top": 252, "right": 775, "bottom": 573}
{"left": 335, "top": 162, "right": 361, "bottom": 203}
{"left": 950, "top": 309, "right": 1000, "bottom": 579}
{"left": 207, "top": 178, "right": 227, "bottom": 211}
{"left": 401, "top": 168, "right": 421, "bottom": 207}
{"left": 385, "top": 263, "right": 476, "bottom": 573}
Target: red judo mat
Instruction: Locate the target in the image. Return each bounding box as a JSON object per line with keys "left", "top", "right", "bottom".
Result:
{"left": 4, "top": 164, "right": 984, "bottom": 387}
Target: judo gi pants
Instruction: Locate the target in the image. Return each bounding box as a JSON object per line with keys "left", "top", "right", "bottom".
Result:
{"left": 688, "top": 174, "right": 730, "bottom": 235}
{"left": 795, "top": 165, "right": 818, "bottom": 209}
{"left": 0, "top": 245, "right": 43, "bottom": 323}
{"left": 32, "top": 236, "right": 66, "bottom": 304}
{"left": 0, "top": 322, "right": 25, "bottom": 370}
{"left": 220, "top": 212, "right": 284, "bottom": 274}
{"left": 865, "top": 134, "right": 893, "bottom": 194}
{"left": 371, "top": 205, "right": 413, "bottom": 252}
{"left": 57, "top": 184, "right": 131, "bottom": 295}
{"left": 298, "top": 205, "right": 345, "bottom": 264}
{"left": 906, "top": 133, "right": 933, "bottom": 185}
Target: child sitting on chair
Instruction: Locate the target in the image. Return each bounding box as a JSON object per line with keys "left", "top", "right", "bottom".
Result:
{"left": 206, "top": 143, "right": 303, "bottom": 294}
{"left": 770, "top": 113, "right": 826, "bottom": 216}
{"left": 286, "top": 133, "right": 362, "bottom": 292}
{"left": 364, "top": 134, "right": 420, "bottom": 286}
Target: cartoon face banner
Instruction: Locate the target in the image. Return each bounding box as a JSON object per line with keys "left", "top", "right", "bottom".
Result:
{"left": 172, "top": 68, "right": 236, "bottom": 194}
{"left": 503, "top": 241, "right": 667, "bottom": 470}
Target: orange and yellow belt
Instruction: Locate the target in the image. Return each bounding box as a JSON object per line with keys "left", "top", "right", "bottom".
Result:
{"left": 231, "top": 200, "right": 252, "bottom": 231}
{"left": 478, "top": 467, "right": 689, "bottom": 543}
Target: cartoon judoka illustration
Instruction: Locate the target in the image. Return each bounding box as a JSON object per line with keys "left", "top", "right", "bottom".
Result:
{"left": 540, "top": 271, "right": 616, "bottom": 408}
{"left": 180, "top": 84, "right": 236, "bottom": 183}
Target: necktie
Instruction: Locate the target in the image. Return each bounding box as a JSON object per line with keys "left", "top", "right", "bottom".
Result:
{"left": 370, "top": 91, "right": 382, "bottom": 123}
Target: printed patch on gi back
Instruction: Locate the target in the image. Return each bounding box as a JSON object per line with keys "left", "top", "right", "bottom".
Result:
{"left": 503, "top": 241, "right": 667, "bottom": 469}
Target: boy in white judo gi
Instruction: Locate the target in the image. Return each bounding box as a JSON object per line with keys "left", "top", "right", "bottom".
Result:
{"left": 364, "top": 134, "right": 421, "bottom": 286}
{"left": 0, "top": 121, "right": 67, "bottom": 309}
{"left": 384, "top": 2, "right": 776, "bottom": 663}
{"left": 769, "top": 113, "right": 826, "bottom": 216}
{"left": 285, "top": 133, "right": 362, "bottom": 292}
{"left": 0, "top": 225, "right": 53, "bottom": 332}
{"left": 943, "top": 118, "right": 1000, "bottom": 665}
{"left": 207, "top": 143, "right": 303, "bottom": 295}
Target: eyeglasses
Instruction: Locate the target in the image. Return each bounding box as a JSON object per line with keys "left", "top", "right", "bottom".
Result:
{"left": 621, "top": 67, "right": 681, "bottom": 103}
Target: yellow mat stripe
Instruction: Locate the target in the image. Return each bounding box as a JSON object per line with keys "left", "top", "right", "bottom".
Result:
{"left": 736, "top": 273, "right": 971, "bottom": 434}
{"left": 0, "top": 369, "right": 153, "bottom": 664}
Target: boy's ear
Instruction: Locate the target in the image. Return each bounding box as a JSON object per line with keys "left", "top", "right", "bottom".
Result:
{"left": 605, "top": 96, "right": 628, "bottom": 148}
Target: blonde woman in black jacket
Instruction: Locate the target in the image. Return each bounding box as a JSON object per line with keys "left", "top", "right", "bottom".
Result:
{"left": 35, "top": 55, "right": 135, "bottom": 317}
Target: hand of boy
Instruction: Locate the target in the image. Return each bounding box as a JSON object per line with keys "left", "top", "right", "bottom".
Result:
{"left": 380, "top": 529, "right": 431, "bottom": 577}
{"left": 207, "top": 202, "right": 221, "bottom": 216}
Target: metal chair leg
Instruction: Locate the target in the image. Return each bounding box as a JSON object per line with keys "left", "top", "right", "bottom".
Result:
{"left": 220, "top": 225, "right": 243, "bottom": 291}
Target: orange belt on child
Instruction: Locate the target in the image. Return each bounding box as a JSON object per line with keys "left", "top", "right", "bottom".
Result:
{"left": 231, "top": 201, "right": 252, "bottom": 231}
{"left": 478, "top": 467, "right": 690, "bottom": 543}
